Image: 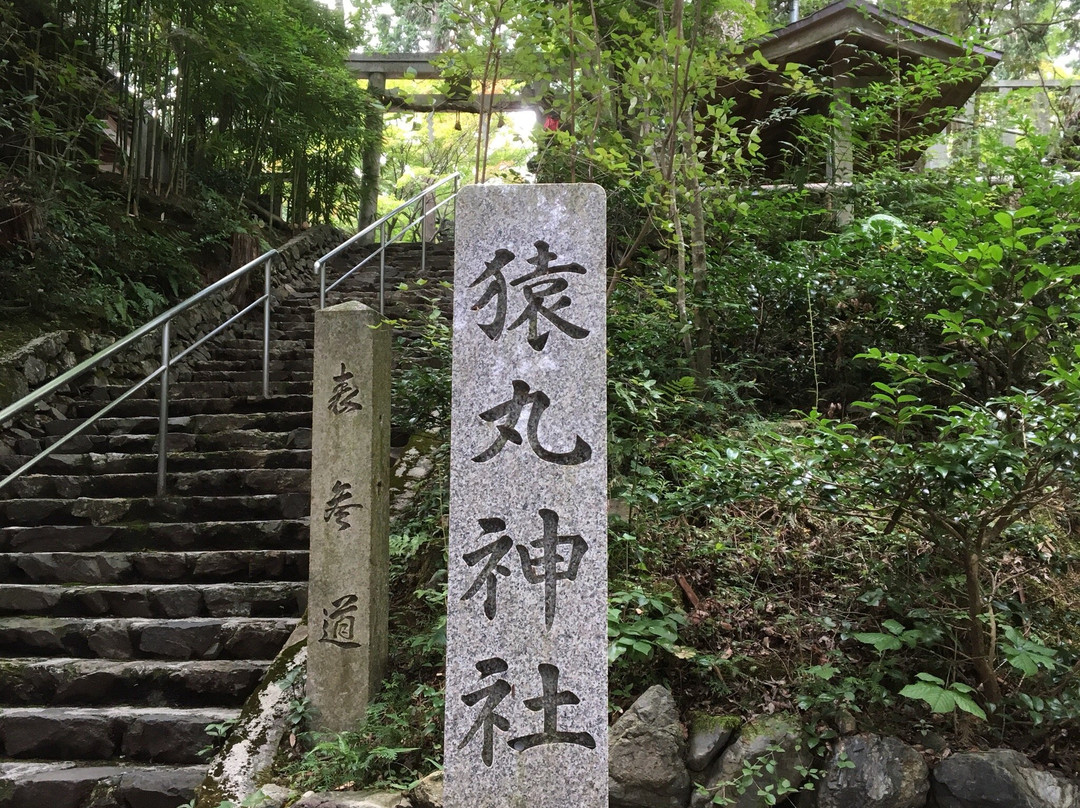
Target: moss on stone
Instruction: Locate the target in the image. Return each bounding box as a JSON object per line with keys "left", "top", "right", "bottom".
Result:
{"left": 195, "top": 631, "right": 307, "bottom": 808}
{"left": 690, "top": 712, "right": 742, "bottom": 734}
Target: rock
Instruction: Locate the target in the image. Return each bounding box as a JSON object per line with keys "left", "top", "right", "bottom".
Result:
{"left": 287, "top": 427, "right": 312, "bottom": 450}
{"left": 195, "top": 635, "right": 307, "bottom": 807}
{"left": 833, "top": 709, "right": 858, "bottom": 736}
{"left": 86, "top": 621, "right": 135, "bottom": 658}
{"left": 918, "top": 730, "right": 947, "bottom": 754}
{"left": 1, "top": 712, "right": 118, "bottom": 760}
{"left": 0, "top": 367, "right": 30, "bottom": 407}
{"left": 609, "top": 685, "right": 691, "bottom": 808}
{"left": 23, "top": 355, "right": 48, "bottom": 386}
{"left": 121, "top": 710, "right": 209, "bottom": 764}
{"left": 816, "top": 734, "right": 928, "bottom": 808}
{"left": 246, "top": 784, "right": 300, "bottom": 808}
{"left": 71, "top": 331, "right": 94, "bottom": 357}
{"left": 35, "top": 333, "right": 64, "bottom": 361}
{"left": 292, "top": 790, "right": 409, "bottom": 808}
{"left": 691, "top": 713, "right": 811, "bottom": 808}
{"left": 932, "top": 749, "right": 1080, "bottom": 808}
{"left": 686, "top": 713, "right": 739, "bottom": 772}
{"left": 408, "top": 770, "right": 443, "bottom": 808}
{"left": 70, "top": 498, "right": 131, "bottom": 526}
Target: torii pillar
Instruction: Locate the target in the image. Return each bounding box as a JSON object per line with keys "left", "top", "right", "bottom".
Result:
{"left": 358, "top": 71, "right": 385, "bottom": 244}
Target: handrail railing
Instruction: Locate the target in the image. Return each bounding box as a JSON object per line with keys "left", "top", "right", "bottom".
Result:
{"left": 0, "top": 249, "right": 278, "bottom": 497}
{"left": 315, "top": 173, "right": 460, "bottom": 312}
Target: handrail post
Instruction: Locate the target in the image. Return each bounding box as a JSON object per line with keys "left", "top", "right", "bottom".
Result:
{"left": 379, "top": 221, "right": 386, "bottom": 317}
{"left": 453, "top": 175, "right": 460, "bottom": 219}
{"left": 156, "top": 321, "right": 171, "bottom": 497}
{"left": 263, "top": 255, "right": 271, "bottom": 399}
{"left": 421, "top": 196, "right": 428, "bottom": 279}
{"left": 317, "top": 259, "right": 325, "bottom": 310}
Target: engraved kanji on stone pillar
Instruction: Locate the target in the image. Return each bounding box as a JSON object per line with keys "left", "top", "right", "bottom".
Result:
{"left": 308, "top": 301, "right": 390, "bottom": 733}
{"left": 446, "top": 184, "right": 608, "bottom": 808}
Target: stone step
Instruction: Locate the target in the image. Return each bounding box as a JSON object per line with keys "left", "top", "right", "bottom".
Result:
{"left": 1, "top": 519, "right": 308, "bottom": 553}
{"left": 0, "top": 616, "right": 297, "bottom": 661}
{"left": 7, "top": 467, "right": 310, "bottom": 499}
{"left": 203, "top": 346, "right": 312, "bottom": 362}
{"left": 0, "top": 706, "right": 237, "bottom": 764}
{"left": 28, "top": 425, "right": 311, "bottom": 456}
{"left": 0, "top": 549, "right": 307, "bottom": 584}
{"left": 0, "top": 657, "right": 270, "bottom": 707}
{"left": 272, "top": 327, "right": 315, "bottom": 338}
{"left": 55, "top": 425, "right": 311, "bottom": 458}
{"left": 269, "top": 307, "right": 320, "bottom": 318}
{"left": 0, "top": 449, "right": 310, "bottom": 476}
{"left": 87, "top": 379, "right": 313, "bottom": 401}
{"left": 0, "top": 761, "right": 205, "bottom": 808}
{"left": 221, "top": 337, "right": 313, "bottom": 351}
{"left": 0, "top": 582, "right": 306, "bottom": 618}
{"left": 0, "top": 493, "right": 309, "bottom": 526}
{"left": 171, "top": 369, "right": 313, "bottom": 383}
{"left": 44, "top": 411, "right": 311, "bottom": 439}
{"left": 179, "top": 358, "right": 312, "bottom": 373}
{"left": 71, "top": 393, "right": 312, "bottom": 419}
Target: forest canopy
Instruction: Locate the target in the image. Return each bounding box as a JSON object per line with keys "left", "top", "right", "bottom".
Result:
{"left": 0, "top": 0, "right": 379, "bottom": 329}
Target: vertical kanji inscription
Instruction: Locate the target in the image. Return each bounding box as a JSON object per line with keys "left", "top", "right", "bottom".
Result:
{"left": 448, "top": 184, "right": 607, "bottom": 807}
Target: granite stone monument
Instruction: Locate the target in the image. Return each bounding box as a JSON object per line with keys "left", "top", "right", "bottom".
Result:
{"left": 445, "top": 184, "right": 608, "bottom": 807}
{"left": 307, "top": 301, "right": 390, "bottom": 733}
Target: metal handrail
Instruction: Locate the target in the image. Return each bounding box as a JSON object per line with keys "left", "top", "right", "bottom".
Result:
{"left": 0, "top": 249, "right": 278, "bottom": 496}
{"left": 315, "top": 173, "right": 460, "bottom": 311}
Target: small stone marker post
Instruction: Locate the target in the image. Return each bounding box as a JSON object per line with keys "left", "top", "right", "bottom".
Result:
{"left": 307, "top": 301, "right": 390, "bottom": 733}
{"left": 446, "top": 184, "right": 608, "bottom": 807}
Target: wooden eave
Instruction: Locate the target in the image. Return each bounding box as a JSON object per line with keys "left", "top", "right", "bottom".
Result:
{"left": 713, "top": 0, "right": 1003, "bottom": 177}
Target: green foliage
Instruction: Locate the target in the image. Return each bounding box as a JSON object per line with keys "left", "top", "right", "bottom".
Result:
{"left": 591, "top": 134, "right": 1080, "bottom": 758}
{"left": 1, "top": 0, "right": 378, "bottom": 225}
{"left": 700, "top": 738, "right": 820, "bottom": 806}
{"left": 719, "top": 155, "right": 1080, "bottom": 711}
{"left": 0, "top": 175, "right": 244, "bottom": 327}
{"left": 608, "top": 587, "right": 690, "bottom": 664}
{"left": 199, "top": 717, "right": 240, "bottom": 760}
{"left": 285, "top": 676, "right": 442, "bottom": 792}
{"left": 1000, "top": 626, "right": 1060, "bottom": 677}
{"left": 899, "top": 673, "right": 987, "bottom": 720}
{"left": 391, "top": 303, "right": 452, "bottom": 436}
{"left": 852, "top": 620, "right": 938, "bottom": 654}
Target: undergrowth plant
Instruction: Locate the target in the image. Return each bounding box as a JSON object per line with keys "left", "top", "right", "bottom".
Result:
{"left": 720, "top": 152, "right": 1080, "bottom": 723}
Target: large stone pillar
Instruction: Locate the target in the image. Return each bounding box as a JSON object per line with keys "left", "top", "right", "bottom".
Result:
{"left": 444, "top": 184, "right": 608, "bottom": 807}
{"left": 307, "top": 301, "right": 390, "bottom": 733}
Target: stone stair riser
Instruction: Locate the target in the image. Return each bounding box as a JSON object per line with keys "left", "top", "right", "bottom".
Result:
{"left": 0, "top": 707, "right": 236, "bottom": 764}
{"left": 0, "top": 617, "right": 298, "bottom": 661}
{"left": 0, "top": 583, "right": 307, "bottom": 619}
{"left": 70, "top": 394, "right": 313, "bottom": 419}
{"left": 1, "top": 519, "right": 309, "bottom": 553}
{"left": 0, "top": 449, "right": 311, "bottom": 476}
{"left": 0, "top": 762, "right": 206, "bottom": 808}
{"left": 0, "top": 493, "right": 309, "bottom": 526}
{"left": 0, "top": 658, "right": 270, "bottom": 707}
{"left": 0, "top": 550, "right": 308, "bottom": 585}
{"left": 7, "top": 468, "right": 311, "bottom": 499}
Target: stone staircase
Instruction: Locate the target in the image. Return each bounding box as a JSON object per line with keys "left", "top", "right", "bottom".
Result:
{"left": 0, "top": 241, "right": 454, "bottom": 808}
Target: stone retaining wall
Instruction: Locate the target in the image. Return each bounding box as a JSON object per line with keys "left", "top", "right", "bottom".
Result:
{"left": 0, "top": 224, "right": 343, "bottom": 448}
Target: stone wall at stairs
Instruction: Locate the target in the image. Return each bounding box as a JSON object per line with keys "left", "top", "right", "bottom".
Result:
{"left": 0, "top": 224, "right": 343, "bottom": 437}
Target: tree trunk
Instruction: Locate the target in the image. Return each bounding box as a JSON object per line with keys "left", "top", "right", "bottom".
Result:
{"left": 963, "top": 548, "right": 1002, "bottom": 704}
{"left": 669, "top": 195, "right": 694, "bottom": 363}
{"left": 683, "top": 112, "right": 711, "bottom": 382}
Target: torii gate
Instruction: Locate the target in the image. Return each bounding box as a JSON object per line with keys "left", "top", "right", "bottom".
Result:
{"left": 345, "top": 52, "right": 545, "bottom": 234}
